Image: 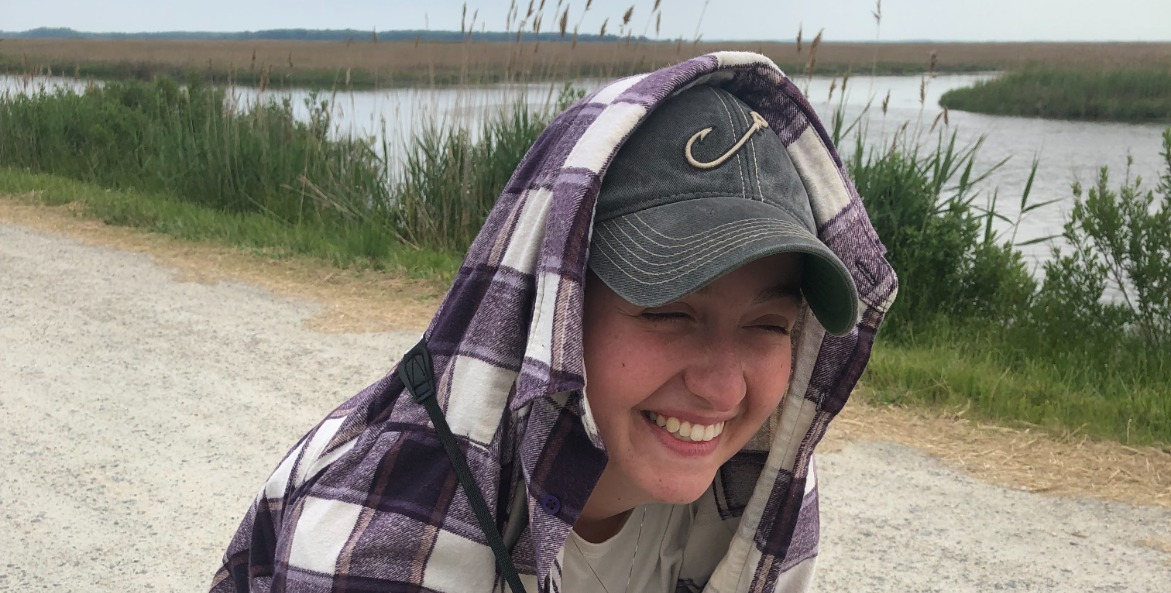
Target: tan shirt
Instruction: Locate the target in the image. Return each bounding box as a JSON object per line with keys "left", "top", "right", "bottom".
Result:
{"left": 563, "top": 503, "right": 693, "bottom": 593}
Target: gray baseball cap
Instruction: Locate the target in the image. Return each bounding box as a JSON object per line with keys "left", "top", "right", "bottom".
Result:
{"left": 588, "top": 85, "right": 860, "bottom": 335}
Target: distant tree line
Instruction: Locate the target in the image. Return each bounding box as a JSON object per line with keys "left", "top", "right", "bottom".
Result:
{"left": 1, "top": 27, "right": 643, "bottom": 43}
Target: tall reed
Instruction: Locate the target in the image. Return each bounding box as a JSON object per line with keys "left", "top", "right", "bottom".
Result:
{"left": 0, "top": 77, "right": 389, "bottom": 224}
{"left": 392, "top": 93, "right": 557, "bottom": 252}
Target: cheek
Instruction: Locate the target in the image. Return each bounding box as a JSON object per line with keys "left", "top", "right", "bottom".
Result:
{"left": 582, "top": 324, "right": 679, "bottom": 423}
{"left": 584, "top": 335, "right": 657, "bottom": 394}
{"left": 582, "top": 317, "right": 632, "bottom": 422}
{"left": 744, "top": 346, "right": 794, "bottom": 417}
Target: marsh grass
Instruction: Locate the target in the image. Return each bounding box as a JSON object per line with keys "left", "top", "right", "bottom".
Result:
{"left": 5, "top": 38, "right": 1170, "bottom": 89}
{"left": 0, "top": 77, "right": 470, "bottom": 272}
{"left": 392, "top": 92, "right": 565, "bottom": 252}
{"left": 940, "top": 66, "right": 1171, "bottom": 122}
{"left": 0, "top": 77, "right": 391, "bottom": 222}
{"left": 0, "top": 72, "right": 575, "bottom": 260}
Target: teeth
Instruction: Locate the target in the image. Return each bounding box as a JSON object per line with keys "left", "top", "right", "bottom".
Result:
{"left": 646, "top": 412, "right": 725, "bottom": 443}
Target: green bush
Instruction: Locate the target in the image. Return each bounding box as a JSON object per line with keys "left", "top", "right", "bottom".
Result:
{"left": 847, "top": 131, "right": 1036, "bottom": 336}
{"left": 1030, "top": 129, "right": 1171, "bottom": 360}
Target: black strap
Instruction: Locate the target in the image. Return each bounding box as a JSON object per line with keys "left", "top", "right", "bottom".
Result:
{"left": 399, "top": 339, "right": 528, "bottom": 593}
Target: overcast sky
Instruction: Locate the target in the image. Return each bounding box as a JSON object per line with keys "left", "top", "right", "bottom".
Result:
{"left": 2, "top": 0, "right": 1169, "bottom": 42}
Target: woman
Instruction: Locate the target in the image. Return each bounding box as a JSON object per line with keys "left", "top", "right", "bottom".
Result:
{"left": 211, "top": 52, "right": 897, "bottom": 593}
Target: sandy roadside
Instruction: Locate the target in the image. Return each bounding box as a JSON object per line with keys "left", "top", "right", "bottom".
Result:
{"left": 2, "top": 199, "right": 1169, "bottom": 591}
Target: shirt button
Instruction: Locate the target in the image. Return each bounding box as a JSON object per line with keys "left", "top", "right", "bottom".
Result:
{"left": 538, "top": 494, "right": 561, "bottom": 515}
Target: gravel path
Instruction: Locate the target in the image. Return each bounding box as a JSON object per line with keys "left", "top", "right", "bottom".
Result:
{"left": 2, "top": 221, "right": 1168, "bottom": 592}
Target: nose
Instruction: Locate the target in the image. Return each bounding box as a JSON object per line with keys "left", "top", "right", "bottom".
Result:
{"left": 682, "top": 333, "right": 747, "bottom": 412}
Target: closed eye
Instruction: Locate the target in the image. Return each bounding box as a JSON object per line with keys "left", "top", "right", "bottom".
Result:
{"left": 640, "top": 311, "right": 691, "bottom": 322}
{"left": 748, "top": 314, "right": 792, "bottom": 335}
{"left": 751, "top": 323, "right": 790, "bottom": 335}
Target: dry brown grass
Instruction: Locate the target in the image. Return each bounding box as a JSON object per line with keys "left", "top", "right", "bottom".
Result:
{"left": 3, "top": 193, "right": 1170, "bottom": 512}
{"left": 3, "top": 38, "right": 1170, "bottom": 86}
{"left": 824, "top": 393, "right": 1171, "bottom": 510}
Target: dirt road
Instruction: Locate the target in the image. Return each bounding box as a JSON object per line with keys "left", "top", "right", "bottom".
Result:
{"left": 2, "top": 216, "right": 1168, "bottom": 592}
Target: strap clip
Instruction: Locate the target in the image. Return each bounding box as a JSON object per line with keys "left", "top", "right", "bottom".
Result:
{"left": 401, "top": 339, "right": 435, "bottom": 404}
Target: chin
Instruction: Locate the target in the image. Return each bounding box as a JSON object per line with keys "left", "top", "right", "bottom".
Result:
{"left": 643, "top": 475, "right": 717, "bottom": 506}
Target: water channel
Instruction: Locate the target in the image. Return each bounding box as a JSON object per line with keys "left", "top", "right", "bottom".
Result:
{"left": 3, "top": 73, "right": 1166, "bottom": 271}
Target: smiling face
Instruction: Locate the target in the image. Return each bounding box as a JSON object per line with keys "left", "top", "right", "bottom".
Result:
{"left": 577, "top": 253, "right": 803, "bottom": 540}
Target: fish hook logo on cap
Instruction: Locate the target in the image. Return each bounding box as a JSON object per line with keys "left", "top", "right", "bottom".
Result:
{"left": 684, "top": 110, "right": 771, "bottom": 170}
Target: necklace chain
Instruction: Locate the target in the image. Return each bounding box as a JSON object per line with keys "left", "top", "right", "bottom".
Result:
{"left": 570, "top": 506, "right": 647, "bottom": 593}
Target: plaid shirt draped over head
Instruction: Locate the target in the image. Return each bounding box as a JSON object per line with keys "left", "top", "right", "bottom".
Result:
{"left": 211, "top": 52, "right": 897, "bottom": 593}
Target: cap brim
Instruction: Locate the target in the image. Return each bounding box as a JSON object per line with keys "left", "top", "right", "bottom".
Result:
{"left": 589, "top": 197, "right": 860, "bottom": 335}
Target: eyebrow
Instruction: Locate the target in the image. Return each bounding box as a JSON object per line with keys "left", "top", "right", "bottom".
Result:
{"left": 753, "top": 283, "right": 803, "bottom": 305}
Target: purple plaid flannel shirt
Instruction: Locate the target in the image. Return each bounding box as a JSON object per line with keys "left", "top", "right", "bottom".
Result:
{"left": 211, "top": 52, "right": 897, "bottom": 593}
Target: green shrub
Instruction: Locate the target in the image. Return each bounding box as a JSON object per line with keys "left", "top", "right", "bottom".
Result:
{"left": 1030, "top": 129, "right": 1171, "bottom": 359}
{"left": 847, "top": 131, "right": 1036, "bottom": 336}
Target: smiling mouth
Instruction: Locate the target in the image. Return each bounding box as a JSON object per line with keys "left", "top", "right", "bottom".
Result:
{"left": 644, "top": 412, "right": 726, "bottom": 443}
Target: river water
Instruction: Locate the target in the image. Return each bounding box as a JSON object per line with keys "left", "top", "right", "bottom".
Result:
{"left": 3, "top": 73, "right": 1166, "bottom": 270}
{"left": 800, "top": 74, "right": 1167, "bottom": 269}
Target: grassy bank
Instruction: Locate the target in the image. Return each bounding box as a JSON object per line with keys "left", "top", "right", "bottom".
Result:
{"left": 940, "top": 66, "right": 1171, "bottom": 122}
{"left": 4, "top": 38, "right": 1171, "bottom": 89}
{"left": 0, "top": 78, "right": 466, "bottom": 275}
{"left": 0, "top": 77, "right": 562, "bottom": 255}
{"left": 865, "top": 323, "right": 1170, "bottom": 445}
{"left": 0, "top": 168, "right": 460, "bottom": 278}
{"left": 2, "top": 75, "right": 1168, "bottom": 446}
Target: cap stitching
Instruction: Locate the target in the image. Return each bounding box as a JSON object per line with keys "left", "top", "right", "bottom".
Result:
{"left": 622, "top": 213, "right": 816, "bottom": 251}
{"left": 595, "top": 216, "right": 818, "bottom": 276}
{"left": 596, "top": 223, "right": 818, "bottom": 282}
{"left": 596, "top": 191, "right": 793, "bottom": 220}
{"left": 710, "top": 87, "right": 747, "bottom": 198}
{"left": 751, "top": 129, "right": 765, "bottom": 202}
{"left": 597, "top": 218, "right": 797, "bottom": 259}
{"left": 596, "top": 228, "right": 773, "bottom": 279}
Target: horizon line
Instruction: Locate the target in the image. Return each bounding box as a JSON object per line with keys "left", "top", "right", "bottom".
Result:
{"left": 1, "top": 27, "right": 1165, "bottom": 44}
